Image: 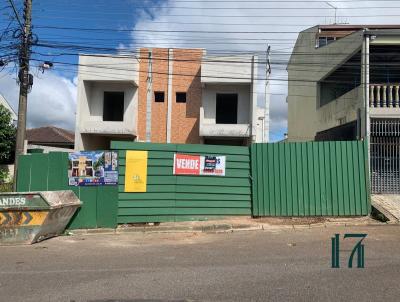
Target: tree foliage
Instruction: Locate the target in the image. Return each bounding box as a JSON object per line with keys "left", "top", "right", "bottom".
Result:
{"left": 0, "top": 104, "right": 16, "bottom": 164}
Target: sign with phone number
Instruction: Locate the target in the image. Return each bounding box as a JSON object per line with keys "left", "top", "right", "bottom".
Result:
{"left": 173, "top": 154, "right": 226, "bottom": 176}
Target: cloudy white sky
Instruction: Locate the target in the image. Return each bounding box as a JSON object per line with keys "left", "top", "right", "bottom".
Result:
{"left": 1, "top": 0, "right": 400, "bottom": 140}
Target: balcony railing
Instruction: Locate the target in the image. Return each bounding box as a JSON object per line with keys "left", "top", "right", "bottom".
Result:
{"left": 370, "top": 84, "right": 400, "bottom": 108}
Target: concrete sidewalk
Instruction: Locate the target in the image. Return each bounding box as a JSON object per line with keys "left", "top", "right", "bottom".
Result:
{"left": 68, "top": 216, "right": 385, "bottom": 236}
{"left": 371, "top": 195, "right": 400, "bottom": 223}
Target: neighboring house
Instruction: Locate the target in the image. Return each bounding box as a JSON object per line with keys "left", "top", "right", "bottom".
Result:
{"left": 287, "top": 24, "right": 400, "bottom": 194}
{"left": 75, "top": 48, "right": 269, "bottom": 150}
{"left": 0, "top": 93, "right": 17, "bottom": 124}
{"left": 26, "top": 126, "right": 75, "bottom": 152}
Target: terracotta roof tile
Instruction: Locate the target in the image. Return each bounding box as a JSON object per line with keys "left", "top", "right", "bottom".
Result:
{"left": 27, "top": 126, "right": 74, "bottom": 145}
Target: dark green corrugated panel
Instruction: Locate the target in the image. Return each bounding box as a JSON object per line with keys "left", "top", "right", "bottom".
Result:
{"left": 118, "top": 176, "right": 249, "bottom": 186}
{"left": 16, "top": 155, "right": 31, "bottom": 191}
{"left": 118, "top": 215, "right": 175, "bottom": 223}
{"left": 112, "top": 141, "right": 177, "bottom": 151}
{"left": 47, "top": 152, "right": 69, "bottom": 190}
{"left": 119, "top": 192, "right": 176, "bottom": 200}
{"left": 118, "top": 152, "right": 248, "bottom": 163}
{"left": 67, "top": 186, "right": 98, "bottom": 229}
{"left": 251, "top": 141, "right": 370, "bottom": 217}
{"left": 29, "top": 154, "right": 49, "bottom": 191}
{"left": 96, "top": 186, "right": 118, "bottom": 228}
{"left": 112, "top": 141, "right": 251, "bottom": 223}
{"left": 176, "top": 143, "right": 249, "bottom": 155}
{"left": 118, "top": 167, "right": 247, "bottom": 178}
{"left": 119, "top": 206, "right": 251, "bottom": 216}
{"left": 119, "top": 156, "right": 250, "bottom": 170}
{"left": 119, "top": 200, "right": 176, "bottom": 208}
{"left": 15, "top": 152, "right": 118, "bottom": 230}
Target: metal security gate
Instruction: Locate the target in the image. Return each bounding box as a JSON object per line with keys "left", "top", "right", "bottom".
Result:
{"left": 370, "top": 119, "right": 400, "bottom": 194}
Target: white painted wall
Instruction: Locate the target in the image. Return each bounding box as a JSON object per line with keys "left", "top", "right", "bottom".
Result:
{"left": 250, "top": 55, "right": 259, "bottom": 143}
{"left": 75, "top": 54, "right": 139, "bottom": 150}
{"left": 200, "top": 82, "right": 265, "bottom": 142}
{"left": 256, "top": 107, "right": 266, "bottom": 143}
{"left": 202, "top": 84, "right": 251, "bottom": 124}
{"left": 79, "top": 54, "right": 139, "bottom": 83}
{"left": 27, "top": 144, "right": 74, "bottom": 153}
{"left": 84, "top": 82, "right": 137, "bottom": 123}
{"left": 201, "top": 55, "right": 252, "bottom": 84}
{"left": 200, "top": 55, "right": 263, "bottom": 143}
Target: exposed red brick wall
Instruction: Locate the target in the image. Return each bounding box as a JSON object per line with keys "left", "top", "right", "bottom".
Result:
{"left": 137, "top": 48, "right": 202, "bottom": 144}
{"left": 137, "top": 48, "right": 149, "bottom": 141}
{"left": 150, "top": 49, "right": 169, "bottom": 143}
{"left": 171, "top": 49, "right": 202, "bottom": 144}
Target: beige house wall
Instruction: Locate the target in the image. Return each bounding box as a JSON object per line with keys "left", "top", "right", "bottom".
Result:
{"left": 287, "top": 27, "right": 364, "bottom": 141}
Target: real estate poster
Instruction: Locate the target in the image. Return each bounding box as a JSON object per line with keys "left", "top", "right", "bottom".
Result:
{"left": 68, "top": 151, "right": 118, "bottom": 186}
{"left": 173, "top": 154, "right": 201, "bottom": 175}
{"left": 173, "top": 153, "right": 226, "bottom": 176}
{"left": 124, "top": 150, "right": 148, "bottom": 192}
{"left": 200, "top": 155, "right": 226, "bottom": 176}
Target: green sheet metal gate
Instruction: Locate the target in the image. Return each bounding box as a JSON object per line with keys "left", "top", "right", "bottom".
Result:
{"left": 251, "top": 141, "right": 370, "bottom": 217}
{"left": 111, "top": 142, "right": 251, "bottom": 223}
{"left": 16, "top": 152, "right": 118, "bottom": 229}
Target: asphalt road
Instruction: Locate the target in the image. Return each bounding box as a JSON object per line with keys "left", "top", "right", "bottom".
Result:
{"left": 1, "top": 225, "right": 400, "bottom": 302}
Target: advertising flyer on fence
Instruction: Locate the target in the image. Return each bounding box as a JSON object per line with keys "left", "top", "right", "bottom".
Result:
{"left": 124, "top": 150, "right": 148, "bottom": 192}
{"left": 173, "top": 153, "right": 226, "bottom": 176}
{"left": 68, "top": 151, "right": 118, "bottom": 186}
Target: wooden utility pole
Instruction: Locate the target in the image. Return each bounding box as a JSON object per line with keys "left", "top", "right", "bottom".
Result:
{"left": 13, "top": 0, "right": 32, "bottom": 190}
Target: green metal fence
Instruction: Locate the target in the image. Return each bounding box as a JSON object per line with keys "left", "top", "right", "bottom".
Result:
{"left": 111, "top": 142, "right": 252, "bottom": 223}
{"left": 251, "top": 141, "right": 370, "bottom": 217}
{"left": 16, "top": 152, "right": 118, "bottom": 229}
{"left": 15, "top": 141, "right": 371, "bottom": 228}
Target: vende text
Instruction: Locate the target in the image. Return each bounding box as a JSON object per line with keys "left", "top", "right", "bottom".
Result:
{"left": 176, "top": 158, "right": 199, "bottom": 169}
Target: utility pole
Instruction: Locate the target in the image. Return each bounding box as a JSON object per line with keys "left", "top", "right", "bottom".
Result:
{"left": 264, "top": 44, "right": 271, "bottom": 143}
{"left": 145, "top": 50, "right": 153, "bottom": 142}
{"left": 13, "top": 0, "right": 33, "bottom": 189}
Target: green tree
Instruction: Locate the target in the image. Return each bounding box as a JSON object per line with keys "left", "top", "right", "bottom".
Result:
{"left": 0, "top": 104, "right": 16, "bottom": 164}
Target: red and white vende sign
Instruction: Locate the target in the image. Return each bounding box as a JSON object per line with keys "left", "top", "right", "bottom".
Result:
{"left": 173, "top": 154, "right": 201, "bottom": 175}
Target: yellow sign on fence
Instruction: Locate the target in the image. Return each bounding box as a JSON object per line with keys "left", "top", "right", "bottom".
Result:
{"left": 124, "top": 151, "right": 148, "bottom": 192}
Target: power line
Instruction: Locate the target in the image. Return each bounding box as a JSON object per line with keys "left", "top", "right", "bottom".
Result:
{"left": 31, "top": 14, "right": 400, "bottom": 20}
{"left": 32, "top": 0, "right": 400, "bottom": 3}
{"left": 31, "top": 5, "right": 400, "bottom": 11}
{"left": 27, "top": 57, "right": 389, "bottom": 87}
{"left": 6, "top": 0, "right": 23, "bottom": 31}
{"left": 34, "top": 26, "right": 309, "bottom": 34}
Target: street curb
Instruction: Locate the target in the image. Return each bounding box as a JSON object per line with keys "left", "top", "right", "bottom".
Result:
{"left": 66, "top": 219, "right": 392, "bottom": 236}
{"left": 66, "top": 228, "right": 116, "bottom": 235}
{"left": 115, "top": 223, "right": 263, "bottom": 234}
{"left": 67, "top": 223, "right": 266, "bottom": 236}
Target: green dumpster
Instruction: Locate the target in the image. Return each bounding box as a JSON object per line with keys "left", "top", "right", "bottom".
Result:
{"left": 0, "top": 191, "right": 81, "bottom": 245}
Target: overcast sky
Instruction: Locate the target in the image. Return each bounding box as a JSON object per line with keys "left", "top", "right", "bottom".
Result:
{"left": 1, "top": 0, "right": 400, "bottom": 140}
